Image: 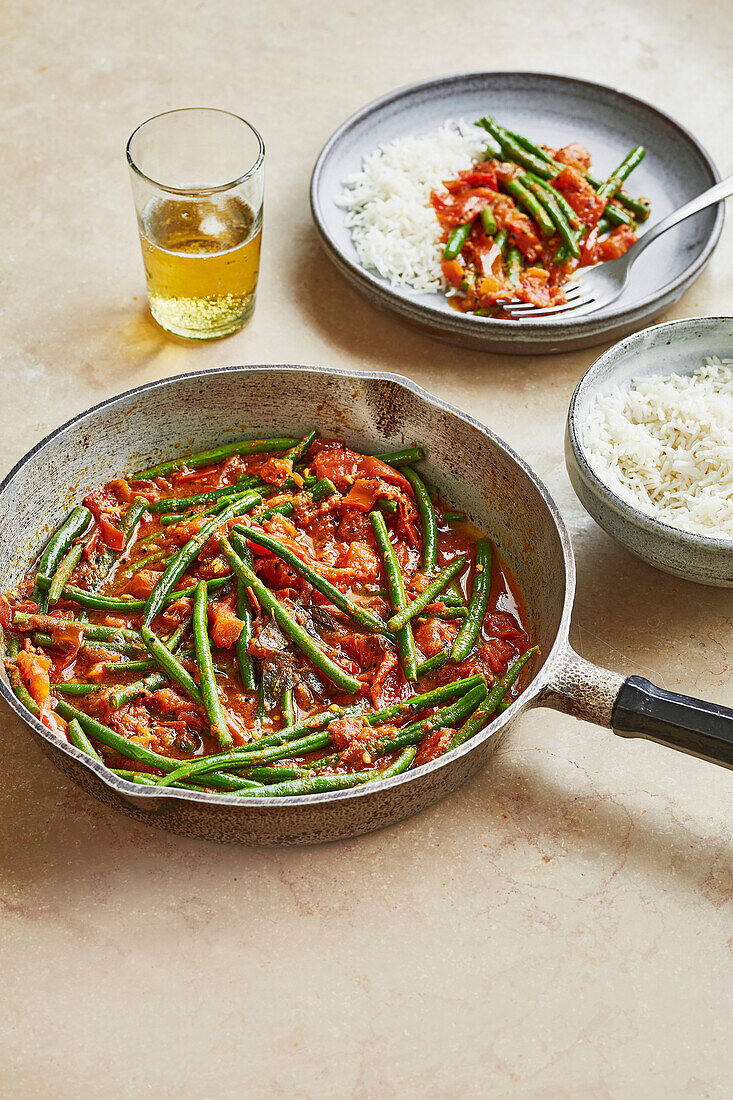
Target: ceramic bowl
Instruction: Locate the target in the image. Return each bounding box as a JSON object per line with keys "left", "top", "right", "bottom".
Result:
{"left": 311, "top": 71, "right": 724, "bottom": 354}
{"left": 566, "top": 316, "right": 733, "bottom": 586}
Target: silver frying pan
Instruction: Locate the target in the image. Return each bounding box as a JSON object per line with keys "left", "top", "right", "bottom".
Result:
{"left": 1, "top": 365, "right": 731, "bottom": 844}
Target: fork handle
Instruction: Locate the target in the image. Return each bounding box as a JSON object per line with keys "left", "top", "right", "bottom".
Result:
{"left": 632, "top": 173, "right": 733, "bottom": 256}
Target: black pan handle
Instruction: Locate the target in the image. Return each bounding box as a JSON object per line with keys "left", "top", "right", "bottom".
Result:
{"left": 612, "top": 676, "right": 733, "bottom": 769}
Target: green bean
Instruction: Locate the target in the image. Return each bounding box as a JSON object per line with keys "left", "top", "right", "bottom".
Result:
{"left": 156, "top": 729, "right": 333, "bottom": 784}
{"left": 402, "top": 466, "right": 437, "bottom": 572}
{"left": 126, "top": 547, "right": 174, "bottom": 575}
{"left": 13, "top": 612, "right": 145, "bottom": 649}
{"left": 193, "top": 581, "right": 232, "bottom": 749}
{"left": 233, "top": 746, "right": 417, "bottom": 798}
{"left": 34, "top": 505, "right": 92, "bottom": 588}
{"left": 373, "top": 447, "right": 426, "bottom": 467}
{"left": 387, "top": 557, "right": 466, "bottom": 631}
{"left": 283, "top": 429, "right": 317, "bottom": 463}
{"left": 52, "top": 700, "right": 260, "bottom": 791}
{"left": 35, "top": 633, "right": 140, "bottom": 660}
{"left": 103, "top": 657, "right": 155, "bottom": 674}
{"left": 165, "top": 674, "right": 488, "bottom": 785}
{"left": 50, "top": 682, "right": 100, "bottom": 696}
{"left": 373, "top": 683, "right": 487, "bottom": 756}
{"left": 502, "top": 178, "right": 555, "bottom": 238}
{"left": 523, "top": 171, "right": 581, "bottom": 229}
{"left": 444, "top": 221, "right": 473, "bottom": 260}
{"left": 521, "top": 175, "right": 580, "bottom": 258}
{"left": 484, "top": 118, "right": 637, "bottom": 228}
{"left": 506, "top": 247, "right": 523, "bottom": 289}
{"left": 310, "top": 478, "right": 337, "bottom": 502}
{"left": 443, "top": 580, "right": 466, "bottom": 606}
{"left": 51, "top": 573, "right": 232, "bottom": 613}
{"left": 252, "top": 501, "right": 295, "bottom": 523}
{"left": 415, "top": 651, "right": 450, "bottom": 677}
{"left": 451, "top": 646, "right": 539, "bottom": 747}
{"left": 135, "top": 438, "right": 299, "bottom": 479}
{"left": 223, "top": 534, "right": 362, "bottom": 695}
{"left": 596, "top": 146, "right": 646, "bottom": 201}
{"left": 443, "top": 511, "right": 466, "bottom": 523}
{"left": 503, "top": 122, "right": 645, "bottom": 220}
{"left": 141, "top": 626, "right": 204, "bottom": 707}
{"left": 110, "top": 671, "right": 167, "bottom": 710}
{"left": 478, "top": 117, "right": 555, "bottom": 178}
{"left": 281, "top": 687, "right": 295, "bottom": 728}
{"left": 425, "top": 606, "right": 467, "bottom": 621}
{"left": 142, "top": 491, "right": 261, "bottom": 627}
{"left": 480, "top": 206, "right": 497, "bottom": 235}
{"left": 93, "top": 496, "right": 149, "bottom": 586}
{"left": 147, "top": 478, "right": 256, "bottom": 514}
{"left": 450, "top": 540, "right": 492, "bottom": 662}
{"left": 369, "top": 510, "right": 418, "bottom": 682}
{"left": 235, "top": 545, "right": 257, "bottom": 692}
{"left": 238, "top": 527, "right": 390, "bottom": 636}
{"left": 240, "top": 765, "right": 311, "bottom": 783}
{"left": 48, "top": 543, "right": 84, "bottom": 606}
{"left": 32, "top": 505, "right": 92, "bottom": 610}
{"left": 376, "top": 499, "right": 398, "bottom": 515}
{"left": 493, "top": 228, "right": 509, "bottom": 253}
{"left": 67, "top": 718, "right": 103, "bottom": 761}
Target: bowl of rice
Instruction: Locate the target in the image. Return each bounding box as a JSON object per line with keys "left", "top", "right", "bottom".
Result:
{"left": 566, "top": 316, "right": 733, "bottom": 586}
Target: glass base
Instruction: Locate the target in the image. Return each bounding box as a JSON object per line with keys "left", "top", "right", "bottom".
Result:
{"left": 148, "top": 292, "right": 256, "bottom": 340}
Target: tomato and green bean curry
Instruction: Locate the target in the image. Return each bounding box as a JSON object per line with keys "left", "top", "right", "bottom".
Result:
{"left": 437, "top": 115, "right": 650, "bottom": 316}
{"left": 1, "top": 431, "right": 538, "bottom": 798}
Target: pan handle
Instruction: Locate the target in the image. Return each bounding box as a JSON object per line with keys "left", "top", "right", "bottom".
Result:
{"left": 611, "top": 677, "right": 733, "bottom": 769}
{"left": 538, "top": 647, "right": 733, "bottom": 770}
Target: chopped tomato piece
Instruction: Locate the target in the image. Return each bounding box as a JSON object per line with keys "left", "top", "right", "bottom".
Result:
{"left": 598, "top": 224, "right": 637, "bottom": 261}
{"left": 327, "top": 716, "right": 374, "bottom": 766}
{"left": 414, "top": 728, "right": 453, "bottom": 768}
{"left": 129, "top": 570, "right": 161, "bottom": 598}
{"left": 99, "top": 515, "right": 125, "bottom": 551}
{"left": 580, "top": 226, "right": 600, "bottom": 266}
{"left": 554, "top": 143, "right": 592, "bottom": 172}
{"left": 551, "top": 166, "right": 606, "bottom": 227}
{"left": 259, "top": 455, "right": 295, "bottom": 487}
{"left": 442, "top": 259, "right": 465, "bottom": 288}
{"left": 517, "top": 266, "right": 557, "bottom": 308}
{"left": 17, "top": 649, "right": 52, "bottom": 707}
{"left": 208, "top": 600, "right": 244, "bottom": 649}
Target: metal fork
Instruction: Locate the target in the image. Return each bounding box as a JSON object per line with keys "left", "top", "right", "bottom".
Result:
{"left": 502, "top": 173, "right": 733, "bottom": 319}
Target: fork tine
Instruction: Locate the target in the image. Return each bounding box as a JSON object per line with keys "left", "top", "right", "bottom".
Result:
{"left": 503, "top": 294, "right": 596, "bottom": 318}
{"left": 507, "top": 284, "right": 586, "bottom": 313}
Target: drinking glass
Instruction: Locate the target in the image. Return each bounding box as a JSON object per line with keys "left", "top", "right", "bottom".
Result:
{"left": 127, "top": 108, "right": 265, "bottom": 340}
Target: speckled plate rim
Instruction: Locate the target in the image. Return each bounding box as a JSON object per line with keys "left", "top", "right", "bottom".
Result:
{"left": 567, "top": 316, "right": 733, "bottom": 550}
{"left": 0, "top": 363, "right": 575, "bottom": 810}
{"left": 310, "top": 70, "right": 724, "bottom": 344}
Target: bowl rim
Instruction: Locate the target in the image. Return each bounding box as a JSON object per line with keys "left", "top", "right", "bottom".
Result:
{"left": 0, "top": 363, "right": 576, "bottom": 810}
{"left": 567, "top": 315, "right": 733, "bottom": 551}
{"left": 310, "top": 68, "right": 725, "bottom": 337}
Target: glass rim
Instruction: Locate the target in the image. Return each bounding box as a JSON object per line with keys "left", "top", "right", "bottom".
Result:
{"left": 126, "top": 107, "right": 265, "bottom": 196}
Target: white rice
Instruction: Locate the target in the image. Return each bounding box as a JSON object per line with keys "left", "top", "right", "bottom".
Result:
{"left": 336, "top": 121, "right": 486, "bottom": 293}
{"left": 582, "top": 357, "right": 733, "bottom": 538}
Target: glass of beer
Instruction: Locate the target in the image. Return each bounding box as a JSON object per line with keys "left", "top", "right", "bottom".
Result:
{"left": 127, "top": 108, "right": 264, "bottom": 340}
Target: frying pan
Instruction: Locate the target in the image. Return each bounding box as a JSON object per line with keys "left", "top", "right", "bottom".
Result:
{"left": 1, "top": 365, "right": 731, "bottom": 845}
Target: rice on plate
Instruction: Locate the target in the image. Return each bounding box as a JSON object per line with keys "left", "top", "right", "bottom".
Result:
{"left": 335, "top": 121, "right": 486, "bottom": 293}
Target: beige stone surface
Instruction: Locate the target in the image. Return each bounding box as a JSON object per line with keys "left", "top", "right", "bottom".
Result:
{"left": 2, "top": 1, "right": 733, "bottom": 1096}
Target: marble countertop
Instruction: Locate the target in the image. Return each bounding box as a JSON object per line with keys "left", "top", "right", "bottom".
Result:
{"left": 2, "top": 0, "right": 732, "bottom": 1095}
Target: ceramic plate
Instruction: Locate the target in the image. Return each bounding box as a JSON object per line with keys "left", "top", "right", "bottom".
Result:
{"left": 310, "top": 71, "right": 723, "bottom": 354}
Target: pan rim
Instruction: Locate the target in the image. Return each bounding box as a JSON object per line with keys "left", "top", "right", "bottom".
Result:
{"left": 0, "top": 363, "right": 576, "bottom": 808}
